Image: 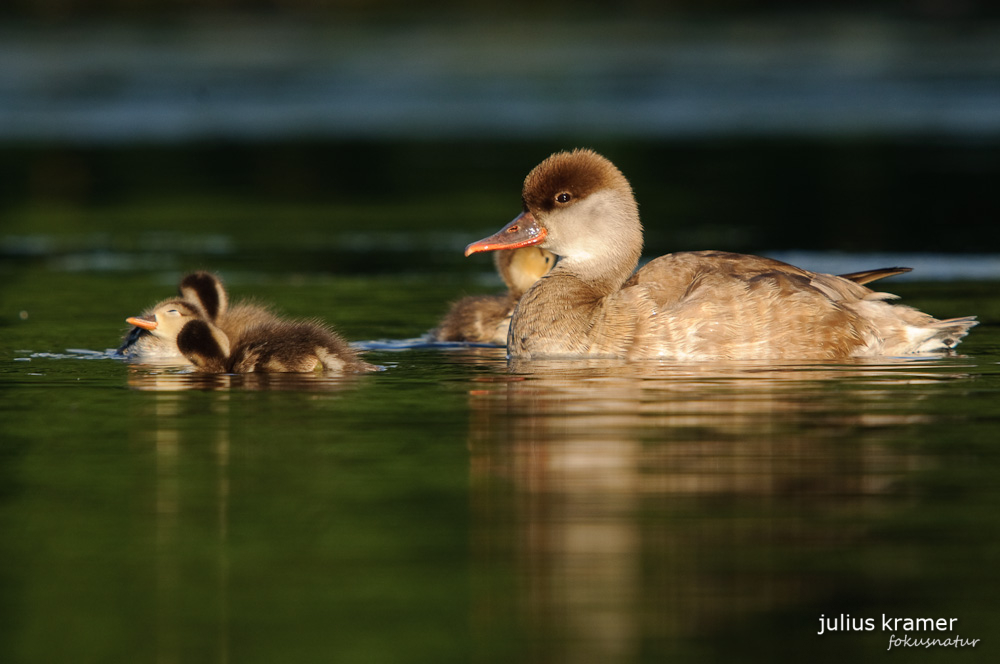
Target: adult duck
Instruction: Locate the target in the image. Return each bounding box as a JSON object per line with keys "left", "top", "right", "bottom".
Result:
{"left": 465, "top": 149, "right": 977, "bottom": 361}
{"left": 432, "top": 246, "right": 555, "bottom": 344}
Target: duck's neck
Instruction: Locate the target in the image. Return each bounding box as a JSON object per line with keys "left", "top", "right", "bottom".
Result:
{"left": 541, "top": 190, "right": 643, "bottom": 291}
{"left": 555, "top": 254, "right": 637, "bottom": 293}
{"left": 507, "top": 271, "right": 608, "bottom": 358}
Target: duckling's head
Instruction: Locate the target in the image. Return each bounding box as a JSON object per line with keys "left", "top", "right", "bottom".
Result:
{"left": 495, "top": 246, "right": 556, "bottom": 297}
{"left": 176, "top": 319, "right": 231, "bottom": 372}
{"left": 126, "top": 299, "right": 204, "bottom": 342}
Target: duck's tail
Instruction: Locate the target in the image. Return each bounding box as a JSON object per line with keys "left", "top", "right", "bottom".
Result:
{"left": 907, "top": 316, "right": 979, "bottom": 353}
{"left": 839, "top": 267, "right": 912, "bottom": 285}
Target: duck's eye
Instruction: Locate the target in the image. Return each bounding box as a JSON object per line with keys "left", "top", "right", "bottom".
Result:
{"left": 165, "top": 309, "right": 180, "bottom": 317}
{"left": 555, "top": 192, "right": 572, "bottom": 204}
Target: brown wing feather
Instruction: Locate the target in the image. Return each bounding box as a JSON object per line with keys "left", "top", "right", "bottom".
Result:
{"left": 621, "top": 251, "right": 879, "bottom": 359}
{"left": 838, "top": 267, "right": 912, "bottom": 285}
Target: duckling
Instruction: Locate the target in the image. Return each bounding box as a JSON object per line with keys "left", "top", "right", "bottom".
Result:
{"left": 124, "top": 271, "right": 374, "bottom": 373}
{"left": 177, "top": 318, "right": 376, "bottom": 373}
{"left": 432, "top": 246, "right": 556, "bottom": 344}
{"left": 118, "top": 271, "right": 277, "bottom": 362}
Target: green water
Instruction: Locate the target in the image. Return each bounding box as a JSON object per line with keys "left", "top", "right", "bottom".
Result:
{"left": 1, "top": 136, "right": 998, "bottom": 662}
{"left": 2, "top": 265, "right": 999, "bottom": 663}
{"left": 2, "top": 8, "right": 1000, "bottom": 659}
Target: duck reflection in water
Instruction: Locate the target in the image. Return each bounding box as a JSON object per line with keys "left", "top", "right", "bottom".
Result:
{"left": 466, "top": 358, "right": 974, "bottom": 662}
{"left": 126, "top": 364, "right": 372, "bottom": 392}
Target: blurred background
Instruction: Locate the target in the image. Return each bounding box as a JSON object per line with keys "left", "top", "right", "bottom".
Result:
{"left": 2, "top": 0, "right": 999, "bottom": 287}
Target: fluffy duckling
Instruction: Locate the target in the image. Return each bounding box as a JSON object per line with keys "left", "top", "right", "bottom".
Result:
{"left": 431, "top": 246, "right": 555, "bottom": 344}
{"left": 118, "top": 271, "right": 278, "bottom": 362}
{"left": 177, "top": 318, "right": 375, "bottom": 373}
{"left": 123, "top": 271, "right": 374, "bottom": 373}
{"left": 465, "top": 149, "right": 977, "bottom": 360}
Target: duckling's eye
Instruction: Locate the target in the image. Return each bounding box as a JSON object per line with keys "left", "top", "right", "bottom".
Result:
{"left": 555, "top": 192, "right": 572, "bottom": 204}
{"left": 165, "top": 309, "right": 180, "bottom": 317}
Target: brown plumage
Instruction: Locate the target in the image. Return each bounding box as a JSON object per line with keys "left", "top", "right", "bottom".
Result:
{"left": 177, "top": 318, "right": 375, "bottom": 374}
{"left": 177, "top": 271, "right": 283, "bottom": 341}
{"left": 432, "top": 246, "right": 555, "bottom": 344}
{"left": 119, "top": 271, "right": 278, "bottom": 362}
{"left": 838, "top": 267, "right": 912, "bottom": 285}
{"left": 122, "top": 272, "right": 374, "bottom": 373}
{"left": 465, "top": 149, "right": 977, "bottom": 361}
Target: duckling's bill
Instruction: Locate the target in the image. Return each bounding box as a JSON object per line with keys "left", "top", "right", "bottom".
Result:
{"left": 126, "top": 316, "right": 157, "bottom": 331}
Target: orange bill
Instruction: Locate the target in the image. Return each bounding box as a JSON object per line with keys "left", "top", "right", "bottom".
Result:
{"left": 465, "top": 211, "right": 547, "bottom": 256}
{"left": 126, "top": 316, "right": 158, "bottom": 331}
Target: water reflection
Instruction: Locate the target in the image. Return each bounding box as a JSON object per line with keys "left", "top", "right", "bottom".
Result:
{"left": 126, "top": 364, "right": 372, "bottom": 392}
{"left": 467, "top": 357, "right": 975, "bottom": 661}
{"left": 136, "top": 386, "right": 233, "bottom": 664}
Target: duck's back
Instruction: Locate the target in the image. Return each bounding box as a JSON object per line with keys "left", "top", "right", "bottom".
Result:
{"left": 217, "top": 302, "right": 281, "bottom": 339}
{"left": 623, "top": 251, "right": 974, "bottom": 360}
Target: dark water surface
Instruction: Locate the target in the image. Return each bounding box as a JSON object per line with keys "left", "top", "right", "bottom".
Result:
{"left": 2, "top": 266, "right": 999, "bottom": 663}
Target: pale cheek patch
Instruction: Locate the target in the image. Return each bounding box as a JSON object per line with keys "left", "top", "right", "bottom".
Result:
{"left": 547, "top": 192, "right": 634, "bottom": 264}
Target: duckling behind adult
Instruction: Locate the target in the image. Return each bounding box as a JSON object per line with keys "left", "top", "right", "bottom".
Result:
{"left": 465, "top": 149, "right": 977, "bottom": 361}
{"left": 432, "top": 246, "right": 555, "bottom": 344}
